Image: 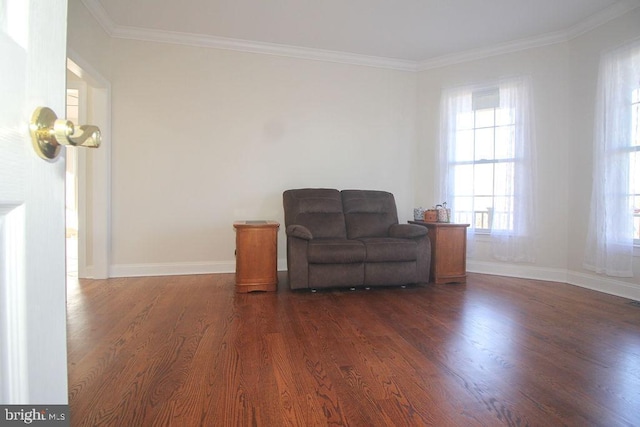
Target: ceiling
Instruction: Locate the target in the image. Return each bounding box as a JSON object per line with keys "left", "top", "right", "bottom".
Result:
{"left": 87, "top": 0, "right": 639, "bottom": 68}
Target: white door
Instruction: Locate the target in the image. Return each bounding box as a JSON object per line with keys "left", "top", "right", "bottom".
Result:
{"left": 0, "top": 0, "right": 69, "bottom": 404}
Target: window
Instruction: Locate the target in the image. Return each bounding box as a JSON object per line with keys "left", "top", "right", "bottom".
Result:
{"left": 439, "top": 77, "right": 535, "bottom": 262}
{"left": 450, "top": 87, "right": 516, "bottom": 232}
{"left": 584, "top": 40, "right": 640, "bottom": 277}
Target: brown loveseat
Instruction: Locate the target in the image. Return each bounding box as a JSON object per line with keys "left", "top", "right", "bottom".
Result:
{"left": 283, "top": 188, "right": 431, "bottom": 290}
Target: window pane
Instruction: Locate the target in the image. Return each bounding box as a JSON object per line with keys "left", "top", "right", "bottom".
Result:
{"left": 492, "top": 213, "right": 511, "bottom": 230}
{"left": 495, "top": 125, "right": 515, "bottom": 159}
{"left": 457, "top": 111, "right": 474, "bottom": 130}
{"left": 494, "top": 162, "right": 514, "bottom": 196}
{"left": 474, "top": 163, "right": 494, "bottom": 195}
{"left": 496, "top": 107, "right": 515, "bottom": 126}
{"left": 475, "top": 108, "right": 494, "bottom": 127}
{"left": 475, "top": 128, "right": 494, "bottom": 160}
{"left": 494, "top": 196, "right": 513, "bottom": 213}
{"left": 454, "top": 164, "right": 474, "bottom": 195}
{"left": 473, "top": 196, "right": 493, "bottom": 229}
{"left": 454, "top": 196, "right": 473, "bottom": 212}
{"left": 455, "top": 210, "right": 474, "bottom": 226}
{"left": 453, "top": 196, "right": 473, "bottom": 225}
{"left": 493, "top": 196, "right": 513, "bottom": 230}
{"left": 455, "top": 129, "right": 474, "bottom": 161}
{"left": 473, "top": 196, "right": 494, "bottom": 210}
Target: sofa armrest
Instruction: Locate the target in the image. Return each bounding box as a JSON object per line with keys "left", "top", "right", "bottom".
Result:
{"left": 389, "top": 223, "right": 428, "bottom": 239}
{"left": 286, "top": 224, "right": 314, "bottom": 240}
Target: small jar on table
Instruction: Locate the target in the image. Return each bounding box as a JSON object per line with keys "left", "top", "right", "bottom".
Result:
{"left": 233, "top": 220, "right": 279, "bottom": 293}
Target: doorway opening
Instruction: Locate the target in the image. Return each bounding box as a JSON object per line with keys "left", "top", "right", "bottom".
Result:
{"left": 65, "top": 69, "right": 88, "bottom": 279}
{"left": 64, "top": 55, "right": 111, "bottom": 281}
{"left": 65, "top": 86, "right": 80, "bottom": 278}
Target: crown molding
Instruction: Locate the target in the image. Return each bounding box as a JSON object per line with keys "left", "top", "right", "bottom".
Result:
{"left": 80, "top": 0, "right": 115, "bottom": 36}
{"left": 417, "top": 1, "right": 640, "bottom": 71}
{"left": 566, "top": 0, "right": 640, "bottom": 40}
{"left": 80, "top": 0, "right": 639, "bottom": 72}
{"left": 416, "top": 31, "right": 569, "bottom": 71}
{"left": 78, "top": 0, "right": 416, "bottom": 71}
{"left": 111, "top": 26, "right": 418, "bottom": 72}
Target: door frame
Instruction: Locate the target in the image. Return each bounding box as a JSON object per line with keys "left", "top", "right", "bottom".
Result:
{"left": 67, "top": 50, "right": 111, "bottom": 278}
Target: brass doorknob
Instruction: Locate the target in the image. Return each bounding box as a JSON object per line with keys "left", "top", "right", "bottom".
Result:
{"left": 29, "top": 106, "right": 101, "bottom": 160}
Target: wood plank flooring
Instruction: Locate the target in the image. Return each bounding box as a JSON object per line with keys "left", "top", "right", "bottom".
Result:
{"left": 67, "top": 273, "right": 640, "bottom": 426}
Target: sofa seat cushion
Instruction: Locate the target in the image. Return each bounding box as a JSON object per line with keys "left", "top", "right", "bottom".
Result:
{"left": 359, "top": 238, "right": 417, "bottom": 262}
{"left": 308, "top": 239, "right": 366, "bottom": 264}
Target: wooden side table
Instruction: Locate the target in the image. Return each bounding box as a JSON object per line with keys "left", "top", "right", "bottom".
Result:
{"left": 233, "top": 221, "right": 279, "bottom": 293}
{"left": 409, "top": 221, "right": 469, "bottom": 284}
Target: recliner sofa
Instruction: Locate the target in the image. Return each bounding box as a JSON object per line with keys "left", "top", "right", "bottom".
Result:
{"left": 283, "top": 188, "right": 431, "bottom": 290}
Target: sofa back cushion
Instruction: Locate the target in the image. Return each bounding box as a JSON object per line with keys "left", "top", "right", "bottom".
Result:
{"left": 283, "top": 189, "right": 347, "bottom": 239}
{"left": 342, "top": 190, "right": 399, "bottom": 239}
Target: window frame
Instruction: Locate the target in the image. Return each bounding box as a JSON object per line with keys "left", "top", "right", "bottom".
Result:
{"left": 448, "top": 94, "right": 517, "bottom": 234}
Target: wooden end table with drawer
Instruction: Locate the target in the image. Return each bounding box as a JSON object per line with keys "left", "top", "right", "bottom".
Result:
{"left": 409, "top": 221, "right": 470, "bottom": 284}
{"left": 233, "top": 220, "right": 279, "bottom": 293}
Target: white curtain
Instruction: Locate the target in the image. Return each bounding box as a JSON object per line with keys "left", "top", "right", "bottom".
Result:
{"left": 438, "top": 77, "right": 536, "bottom": 262}
{"left": 584, "top": 40, "right": 640, "bottom": 277}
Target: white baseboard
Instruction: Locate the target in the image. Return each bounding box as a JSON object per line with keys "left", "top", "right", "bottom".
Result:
{"left": 468, "top": 260, "right": 640, "bottom": 302}
{"left": 467, "top": 260, "right": 568, "bottom": 282}
{"left": 80, "top": 265, "right": 94, "bottom": 279}
{"left": 566, "top": 270, "right": 640, "bottom": 301}
{"left": 98, "top": 258, "right": 639, "bottom": 302}
{"left": 109, "top": 261, "right": 236, "bottom": 278}
{"left": 107, "top": 258, "right": 289, "bottom": 278}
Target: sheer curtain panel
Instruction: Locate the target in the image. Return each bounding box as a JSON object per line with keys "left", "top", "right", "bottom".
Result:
{"left": 438, "top": 77, "right": 536, "bottom": 262}
{"left": 584, "top": 40, "right": 640, "bottom": 278}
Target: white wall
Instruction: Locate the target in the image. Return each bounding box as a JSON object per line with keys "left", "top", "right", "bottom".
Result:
{"left": 109, "top": 39, "right": 417, "bottom": 275}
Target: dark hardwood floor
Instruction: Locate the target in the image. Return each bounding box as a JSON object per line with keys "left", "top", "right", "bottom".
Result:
{"left": 66, "top": 272, "right": 640, "bottom": 426}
